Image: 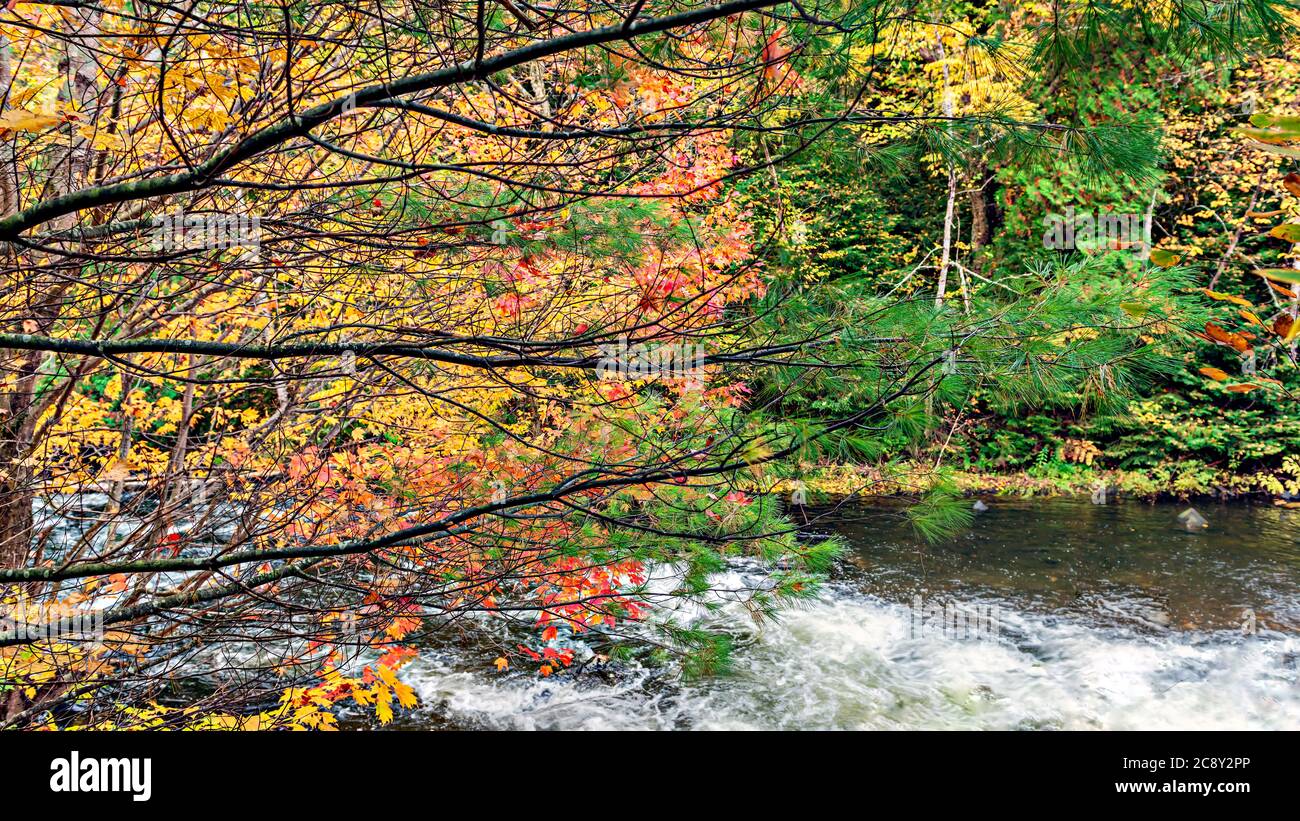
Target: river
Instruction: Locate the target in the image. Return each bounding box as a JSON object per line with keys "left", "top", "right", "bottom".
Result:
{"left": 395, "top": 499, "right": 1300, "bottom": 730}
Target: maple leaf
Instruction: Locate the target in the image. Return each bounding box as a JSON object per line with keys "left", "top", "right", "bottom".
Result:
{"left": 374, "top": 686, "right": 394, "bottom": 724}
{"left": 378, "top": 646, "right": 418, "bottom": 668}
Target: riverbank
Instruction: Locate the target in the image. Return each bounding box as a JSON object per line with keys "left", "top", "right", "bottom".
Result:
{"left": 785, "top": 462, "right": 1300, "bottom": 503}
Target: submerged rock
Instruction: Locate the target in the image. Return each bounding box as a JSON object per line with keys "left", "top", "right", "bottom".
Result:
{"left": 1177, "top": 507, "right": 1208, "bottom": 531}
{"left": 972, "top": 500, "right": 989, "bottom": 513}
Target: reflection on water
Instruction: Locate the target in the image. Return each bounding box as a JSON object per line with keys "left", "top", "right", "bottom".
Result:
{"left": 813, "top": 498, "right": 1300, "bottom": 634}
{"left": 400, "top": 499, "right": 1300, "bottom": 730}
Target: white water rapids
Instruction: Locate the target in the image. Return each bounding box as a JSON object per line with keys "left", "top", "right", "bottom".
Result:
{"left": 402, "top": 572, "right": 1300, "bottom": 731}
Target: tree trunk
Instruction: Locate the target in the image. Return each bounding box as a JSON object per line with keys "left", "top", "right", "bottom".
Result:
{"left": 934, "top": 31, "right": 956, "bottom": 310}
{"left": 968, "top": 160, "right": 991, "bottom": 270}
{"left": 936, "top": 166, "right": 957, "bottom": 309}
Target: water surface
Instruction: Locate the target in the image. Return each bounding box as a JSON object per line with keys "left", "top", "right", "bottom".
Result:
{"left": 401, "top": 499, "right": 1300, "bottom": 730}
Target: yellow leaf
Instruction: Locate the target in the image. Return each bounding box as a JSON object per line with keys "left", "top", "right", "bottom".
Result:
{"left": 1199, "top": 288, "right": 1253, "bottom": 308}
{"left": 393, "top": 680, "right": 418, "bottom": 709}
{"left": 1267, "top": 223, "right": 1300, "bottom": 243}
{"left": 0, "top": 109, "right": 60, "bottom": 135}
{"left": 1149, "top": 248, "right": 1181, "bottom": 268}
{"left": 374, "top": 685, "right": 393, "bottom": 724}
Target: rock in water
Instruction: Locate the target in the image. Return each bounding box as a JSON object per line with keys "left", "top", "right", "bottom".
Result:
{"left": 1091, "top": 485, "right": 1108, "bottom": 505}
{"left": 972, "top": 500, "right": 989, "bottom": 513}
{"left": 1177, "top": 507, "right": 1208, "bottom": 531}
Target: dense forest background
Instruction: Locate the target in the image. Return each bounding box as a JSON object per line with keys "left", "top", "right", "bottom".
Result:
{"left": 733, "top": 2, "right": 1300, "bottom": 499}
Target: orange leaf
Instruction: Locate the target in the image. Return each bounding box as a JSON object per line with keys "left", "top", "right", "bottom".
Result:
{"left": 1198, "top": 366, "right": 1230, "bottom": 381}
{"left": 1224, "top": 383, "right": 1262, "bottom": 393}
{"left": 759, "top": 27, "right": 791, "bottom": 79}
{"left": 1265, "top": 279, "right": 1298, "bottom": 299}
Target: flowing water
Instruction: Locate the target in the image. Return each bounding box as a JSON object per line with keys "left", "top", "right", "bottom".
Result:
{"left": 400, "top": 499, "right": 1300, "bottom": 730}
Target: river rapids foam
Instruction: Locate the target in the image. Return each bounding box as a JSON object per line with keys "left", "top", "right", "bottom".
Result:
{"left": 402, "top": 574, "right": 1300, "bottom": 731}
